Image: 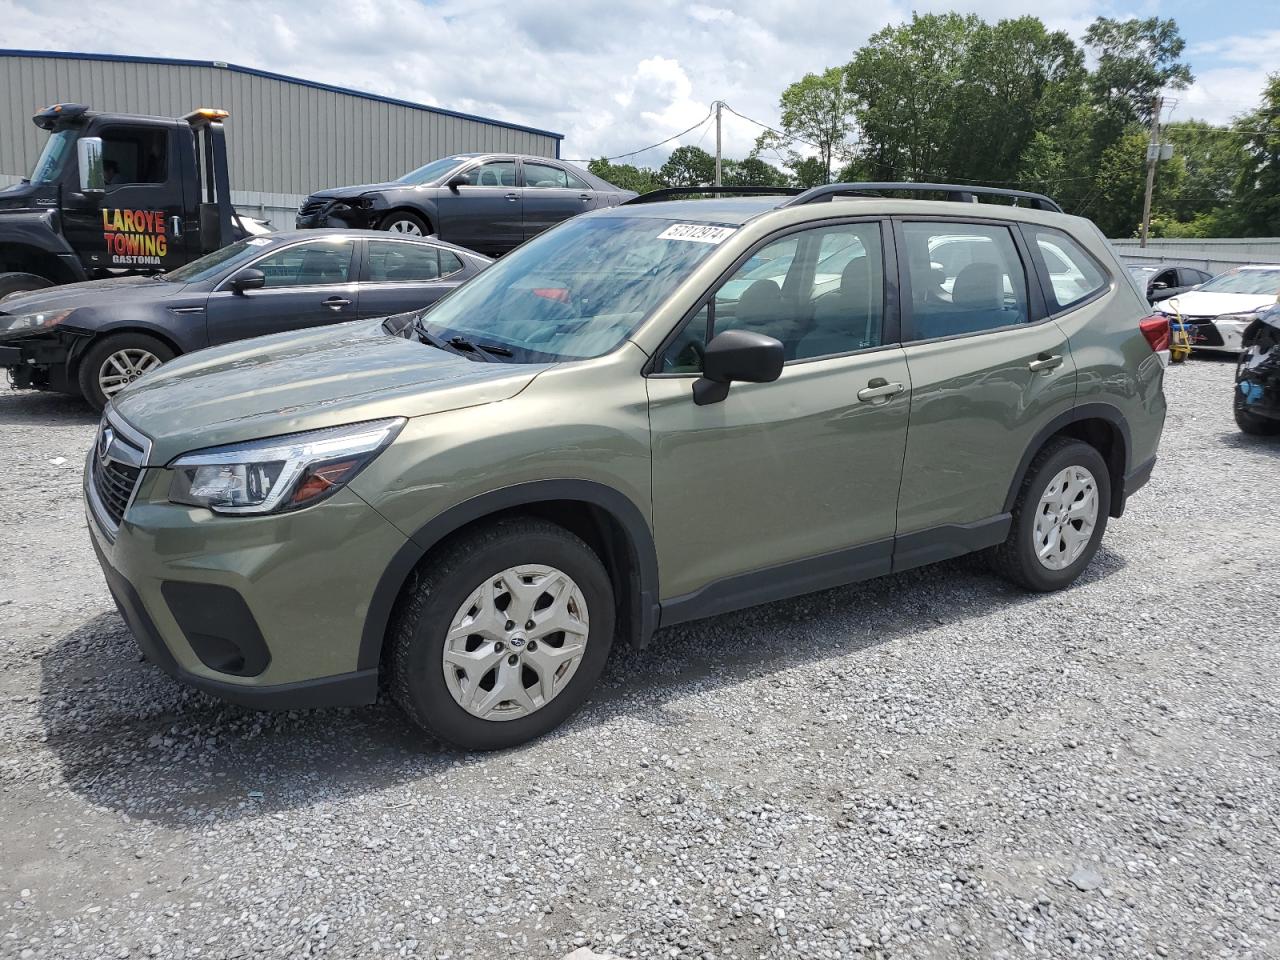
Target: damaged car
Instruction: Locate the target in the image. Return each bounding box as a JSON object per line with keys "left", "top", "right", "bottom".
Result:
{"left": 1235, "top": 300, "right": 1280, "bottom": 436}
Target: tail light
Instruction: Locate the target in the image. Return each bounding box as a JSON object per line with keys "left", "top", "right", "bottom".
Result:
{"left": 1139, "top": 314, "right": 1171, "bottom": 353}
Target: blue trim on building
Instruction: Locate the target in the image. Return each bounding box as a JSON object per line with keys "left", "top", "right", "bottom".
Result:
{"left": 0, "top": 48, "right": 564, "bottom": 142}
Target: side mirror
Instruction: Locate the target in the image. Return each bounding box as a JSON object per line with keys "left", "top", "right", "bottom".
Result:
{"left": 693, "top": 329, "right": 784, "bottom": 406}
{"left": 446, "top": 173, "right": 470, "bottom": 191}
{"left": 77, "top": 136, "right": 105, "bottom": 194}
{"left": 1152, "top": 280, "right": 1168, "bottom": 290}
{"left": 229, "top": 267, "right": 266, "bottom": 293}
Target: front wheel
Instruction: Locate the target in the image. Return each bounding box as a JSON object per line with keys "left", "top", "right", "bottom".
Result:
{"left": 381, "top": 212, "right": 431, "bottom": 236}
{"left": 390, "top": 518, "right": 614, "bottom": 750}
{"left": 77, "top": 333, "right": 176, "bottom": 411}
{"left": 990, "top": 438, "right": 1110, "bottom": 592}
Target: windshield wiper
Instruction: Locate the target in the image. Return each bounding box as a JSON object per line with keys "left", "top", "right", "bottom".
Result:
{"left": 411, "top": 316, "right": 466, "bottom": 355}
{"left": 448, "top": 335, "right": 514, "bottom": 360}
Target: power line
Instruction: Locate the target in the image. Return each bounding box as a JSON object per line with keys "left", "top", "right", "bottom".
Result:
{"left": 720, "top": 102, "right": 824, "bottom": 150}
{"left": 560, "top": 108, "right": 714, "bottom": 164}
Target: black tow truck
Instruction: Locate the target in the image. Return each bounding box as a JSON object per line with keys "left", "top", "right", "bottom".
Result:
{"left": 0, "top": 103, "right": 259, "bottom": 301}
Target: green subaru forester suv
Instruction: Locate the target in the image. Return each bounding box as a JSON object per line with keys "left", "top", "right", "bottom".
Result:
{"left": 86, "top": 183, "right": 1168, "bottom": 749}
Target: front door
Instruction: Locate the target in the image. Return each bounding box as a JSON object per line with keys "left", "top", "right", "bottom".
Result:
{"left": 60, "top": 121, "right": 189, "bottom": 274}
{"left": 892, "top": 219, "right": 1076, "bottom": 546}
{"left": 521, "top": 160, "right": 593, "bottom": 239}
{"left": 434, "top": 159, "right": 522, "bottom": 255}
{"left": 203, "top": 237, "right": 358, "bottom": 345}
{"left": 647, "top": 220, "right": 910, "bottom": 611}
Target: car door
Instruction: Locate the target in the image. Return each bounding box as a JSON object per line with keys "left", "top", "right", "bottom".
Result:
{"left": 646, "top": 219, "right": 911, "bottom": 610}
{"left": 203, "top": 237, "right": 358, "bottom": 345}
{"left": 891, "top": 219, "right": 1075, "bottom": 564}
{"left": 1149, "top": 266, "right": 1181, "bottom": 301}
{"left": 357, "top": 238, "right": 473, "bottom": 318}
{"left": 432, "top": 159, "right": 522, "bottom": 255}
{"left": 521, "top": 160, "right": 594, "bottom": 239}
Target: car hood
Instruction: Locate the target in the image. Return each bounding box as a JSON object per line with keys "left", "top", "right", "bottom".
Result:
{"left": 310, "top": 181, "right": 409, "bottom": 199}
{"left": 1159, "top": 291, "right": 1279, "bottom": 317}
{"left": 110, "top": 318, "right": 553, "bottom": 464}
{"left": 0, "top": 275, "right": 181, "bottom": 315}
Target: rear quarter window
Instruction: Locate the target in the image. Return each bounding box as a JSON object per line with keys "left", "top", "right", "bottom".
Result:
{"left": 1028, "top": 227, "right": 1110, "bottom": 312}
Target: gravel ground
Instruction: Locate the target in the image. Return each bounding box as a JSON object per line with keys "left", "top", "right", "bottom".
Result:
{"left": 1, "top": 358, "right": 1278, "bottom": 960}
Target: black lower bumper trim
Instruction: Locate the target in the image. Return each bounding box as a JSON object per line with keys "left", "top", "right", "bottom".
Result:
{"left": 1120, "top": 455, "right": 1157, "bottom": 509}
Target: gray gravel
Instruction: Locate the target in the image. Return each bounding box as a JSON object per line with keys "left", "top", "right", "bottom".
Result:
{"left": 2, "top": 358, "right": 1278, "bottom": 960}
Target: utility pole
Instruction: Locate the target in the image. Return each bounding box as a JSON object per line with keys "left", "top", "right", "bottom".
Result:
{"left": 714, "top": 101, "right": 722, "bottom": 187}
{"left": 1139, "top": 94, "right": 1163, "bottom": 249}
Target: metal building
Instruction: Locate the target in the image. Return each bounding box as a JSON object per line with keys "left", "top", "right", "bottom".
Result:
{"left": 0, "top": 49, "right": 563, "bottom": 227}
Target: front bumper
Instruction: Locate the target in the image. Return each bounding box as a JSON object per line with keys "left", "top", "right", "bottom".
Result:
{"left": 1236, "top": 338, "right": 1280, "bottom": 421}
{"left": 295, "top": 198, "right": 377, "bottom": 231}
{"left": 1192, "top": 317, "right": 1249, "bottom": 353}
{"left": 84, "top": 442, "right": 411, "bottom": 709}
{"left": 0, "top": 331, "right": 78, "bottom": 391}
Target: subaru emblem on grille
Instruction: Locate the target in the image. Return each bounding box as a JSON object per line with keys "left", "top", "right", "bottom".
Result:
{"left": 98, "top": 425, "right": 115, "bottom": 464}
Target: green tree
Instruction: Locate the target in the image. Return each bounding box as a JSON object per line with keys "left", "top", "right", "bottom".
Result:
{"left": 1084, "top": 17, "right": 1193, "bottom": 128}
{"left": 1233, "top": 73, "right": 1280, "bottom": 236}
{"left": 721, "top": 157, "right": 790, "bottom": 186}
{"left": 659, "top": 146, "right": 717, "bottom": 186}
{"left": 587, "top": 159, "right": 665, "bottom": 195}
{"left": 755, "top": 67, "right": 857, "bottom": 184}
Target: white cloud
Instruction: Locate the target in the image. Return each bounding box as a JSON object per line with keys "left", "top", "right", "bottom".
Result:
{"left": 0, "top": 0, "right": 1264, "bottom": 171}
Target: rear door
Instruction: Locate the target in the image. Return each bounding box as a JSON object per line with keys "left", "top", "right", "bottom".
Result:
{"left": 433, "top": 159, "right": 522, "bottom": 255}
{"left": 357, "top": 238, "right": 474, "bottom": 318}
{"left": 892, "top": 218, "right": 1075, "bottom": 563}
{"left": 203, "top": 237, "right": 358, "bottom": 344}
{"left": 521, "top": 160, "right": 594, "bottom": 239}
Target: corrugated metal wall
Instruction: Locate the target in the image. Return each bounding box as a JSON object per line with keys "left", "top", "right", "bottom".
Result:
{"left": 0, "top": 52, "right": 560, "bottom": 219}
{"left": 1112, "top": 238, "right": 1280, "bottom": 274}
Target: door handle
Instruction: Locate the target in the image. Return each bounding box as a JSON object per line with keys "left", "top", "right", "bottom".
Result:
{"left": 857, "top": 379, "right": 905, "bottom": 403}
{"left": 1028, "top": 354, "right": 1064, "bottom": 373}
{"left": 578, "top": 194, "right": 592, "bottom": 201}
{"left": 505, "top": 193, "right": 519, "bottom": 202}
{"left": 323, "top": 297, "right": 351, "bottom": 310}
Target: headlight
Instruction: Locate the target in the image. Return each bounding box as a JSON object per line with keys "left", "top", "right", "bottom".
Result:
{"left": 1216, "top": 311, "right": 1262, "bottom": 325}
{"left": 168, "top": 418, "right": 404, "bottom": 515}
{"left": 0, "top": 308, "right": 73, "bottom": 337}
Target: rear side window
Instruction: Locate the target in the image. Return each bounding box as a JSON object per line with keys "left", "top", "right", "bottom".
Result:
{"left": 1028, "top": 227, "right": 1109, "bottom": 312}
{"left": 902, "top": 222, "right": 1028, "bottom": 340}
{"left": 367, "top": 240, "right": 442, "bottom": 281}
{"left": 439, "top": 249, "right": 465, "bottom": 277}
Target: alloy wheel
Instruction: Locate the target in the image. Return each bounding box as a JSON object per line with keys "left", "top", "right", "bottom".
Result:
{"left": 99, "top": 348, "right": 163, "bottom": 397}
{"left": 1032, "top": 465, "right": 1099, "bottom": 570}
{"left": 442, "top": 564, "right": 590, "bottom": 722}
{"left": 386, "top": 219, "right": 424, "bottom": 236}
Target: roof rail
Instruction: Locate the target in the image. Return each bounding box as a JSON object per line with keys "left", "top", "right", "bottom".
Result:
{"left": 781, "top": 182, "right": 1063, "bottom": 213}
{"left": 623, "top": 185, "right": 804, "bottom": 205}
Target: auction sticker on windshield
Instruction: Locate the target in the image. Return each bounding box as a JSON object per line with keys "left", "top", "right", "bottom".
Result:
{"left": 657, "top": 223, "right": 736, "bottom": 244}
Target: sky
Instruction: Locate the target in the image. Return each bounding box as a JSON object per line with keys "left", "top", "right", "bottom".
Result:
{"left": 0, "top": 0, "right": 1275, "bottom": 170}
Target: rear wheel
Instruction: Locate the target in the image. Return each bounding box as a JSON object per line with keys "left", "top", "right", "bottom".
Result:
{"left": 77, "top": 333, "right": 176, "bottom": 411}
{"left": 990, "top": 437, "right": 1110, "bottom": 592}
{"left": 1234, "top": 390, "right": 1280, "bottom": 436}
{"left": 0, "top": 272, "right": 54, "bottom": 301}
{"left": 381, "top": 212, "right": 431, "bottom": 236}
{"left": 390, "top": 517, "right": 614, "bottom": 750}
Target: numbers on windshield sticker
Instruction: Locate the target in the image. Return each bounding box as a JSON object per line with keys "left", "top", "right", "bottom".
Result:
{"left": 658, "top": 224, "right": 736, "bottom": 245}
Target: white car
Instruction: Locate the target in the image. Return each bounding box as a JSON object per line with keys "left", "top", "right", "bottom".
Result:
{"left": 1154, "top": 265, "right": 1280, "bottom": 354}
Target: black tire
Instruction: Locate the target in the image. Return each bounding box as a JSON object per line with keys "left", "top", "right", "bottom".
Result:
{"left": 990, "top": 437, "right": 1111, "bottom": 592}
{"left": 0, "top": 272, "right": 54, "bottom": 301}
{"left": 76, "top": 333, "right": 177, "bottom": 412}
{"left": 390, "top": 517, "right": 615, "bottom": 750}
{"left": 380, "top": 211, "right": 432, "bottom": 236}
{"left": 1234, "top": 390, "right": 1280, "bottom": 436}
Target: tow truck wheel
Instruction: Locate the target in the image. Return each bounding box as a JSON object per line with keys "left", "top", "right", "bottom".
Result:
{"left": 0, "top": 272, "right": 54, "bottom": 301}
{"left": 381, "top": 212, "right": 431, "bottom": 237}
{"left": 77, "top": 333, "right": 176, "bottom": 412}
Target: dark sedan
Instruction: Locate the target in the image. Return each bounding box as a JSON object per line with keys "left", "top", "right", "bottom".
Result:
{"left": 1128, "top": 263, "right": 1212, "bottom": 304}
{"left": 295, "top": 153, "right": 636, "bottom": 256}
{"left": 0, "top": 230, "right": 489, "bottom": 410}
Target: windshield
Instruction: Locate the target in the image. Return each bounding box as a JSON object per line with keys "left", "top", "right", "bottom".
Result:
{"left": 419, "top": 215, "right": 730, "bottom": 361}
{"left": 160, "top": 238, "right": 270, "bottom": 283}
{"left": 1197, "top": 269, "right": 1280, "bottom": 296}
{"left": 29, "top": 129, "right": 77, "bottom": 184}
{"left": 396, "top": 156, "right": 469, "bottom": 186}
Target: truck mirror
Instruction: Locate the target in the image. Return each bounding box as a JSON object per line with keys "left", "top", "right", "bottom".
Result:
{"left": 77, "top": 137, "right": 105, "bottom": 194}
{"left": 229, "top": 268, "right": 266, "bottom": 293}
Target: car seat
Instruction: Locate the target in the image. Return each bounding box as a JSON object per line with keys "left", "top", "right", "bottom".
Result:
{"left": 796, "top": 257, "right": 881, "bottom": 358}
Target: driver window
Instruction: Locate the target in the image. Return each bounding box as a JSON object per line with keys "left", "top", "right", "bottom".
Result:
{"left": 99, "top": 127, "right": 169, "bottom": 186}
{"left": 251, "top": 240, "right": 354, "bottom": 288}
{"left": 659, "top": 222, "right": 885, "bottom": 373}
{"left": 468, "top": 161, "right": 517, "bottom": 187}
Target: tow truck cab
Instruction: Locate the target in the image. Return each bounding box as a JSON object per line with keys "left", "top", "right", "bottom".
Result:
{"left": 0, "top": 104, "right": 237, "bottom": 297}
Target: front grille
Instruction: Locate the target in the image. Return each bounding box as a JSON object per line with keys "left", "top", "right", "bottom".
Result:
{"left": 299, "top": 198, "right": 327, "bottom": 216}
{"left": 89, "top": 417, "right": 146, "bottom": 530}
{"left": 1193, "top": 323, "right": 1224, "bottom": 347}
